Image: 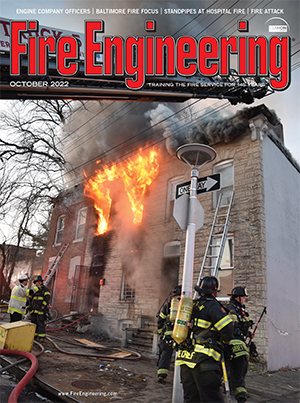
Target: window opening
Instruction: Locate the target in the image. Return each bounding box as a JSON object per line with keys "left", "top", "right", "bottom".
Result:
{"left": 166, "top": 176, "right": 185, "bottom": 218}
{"left": 212, "top": 236, "right": 234, "bottom": 299}
{"left": 120, "top": 270, "right": 135, "bottom": 302}
{"left": 213, "top": 161, "right": 234, "bottom": 208}
{"left": 75, "top": 207, "right": 87, "bottom": 241}
{"left": 54, "top": 215, "right": 65, "bottom": 245}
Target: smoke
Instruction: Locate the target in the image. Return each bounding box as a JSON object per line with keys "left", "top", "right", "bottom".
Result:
{"left": 144, "top": 103, "right": 186, "bottom": 155}
{"left": 63, "top": 100, "right": 159, "bottom": 180}
{"left": 145, "top": 103, "right": 282, "bottom": 155}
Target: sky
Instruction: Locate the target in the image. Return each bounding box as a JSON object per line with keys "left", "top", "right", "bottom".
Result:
{"left": 1, "top": 0, "right": 299, "bottom": 164}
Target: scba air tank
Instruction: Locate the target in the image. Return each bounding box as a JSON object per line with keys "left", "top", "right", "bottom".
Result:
{"left": 169, "top": 296, "right": 180, "bottom": 323}
{"left": 172, "top": 296, "right": 193, "bottom": 344}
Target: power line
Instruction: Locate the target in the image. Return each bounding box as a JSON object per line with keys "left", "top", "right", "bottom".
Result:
{"left": 61, "top": 0, "right": 230, "bottom": 155}
{"left": 63, "top": 0, "right": 278, "bottom": 159}
{"left": 64, "top": 101, "right": 230, "bottom": 187}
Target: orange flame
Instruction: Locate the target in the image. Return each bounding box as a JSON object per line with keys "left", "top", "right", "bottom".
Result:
{"left": 84, "top": 148, "right": 159, "bottom": 235}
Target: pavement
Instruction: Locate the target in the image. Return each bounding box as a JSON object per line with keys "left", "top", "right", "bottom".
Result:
{"left": 115, "top": 363, "right": 300, "bottom": 403}
{"left": 0, "top": 374, "right": 50, "bottom": 403}
{"left": 1, "top": 351, "right": 299, "bottom": 403}
{"left": 0, "top": 320, "right": 299, "bottom": 403}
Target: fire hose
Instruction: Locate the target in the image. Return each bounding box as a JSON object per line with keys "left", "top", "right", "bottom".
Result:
{"left": 1, "top": 340, "right": 44, "bottom": 373}
{"left": 46, "top": 336, "right": 141, "bottom": 360}
{"left": 45, "top": 314, "right": 141, "bottom": 359}
{"left": 46, "top": 313, "right": 90, "bottom": 332}
{"left": 46, "top": 312, "right": 80, "bottom": 325}
{"left": 0, "top": 350, "right": 38, "bottom": 403}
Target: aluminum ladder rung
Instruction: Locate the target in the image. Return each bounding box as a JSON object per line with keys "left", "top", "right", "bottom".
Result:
{"left": 43, "top": 243, "right": 69, "bottom": 286}
{"left": 194, "top": 191, "right": 234, "bottom": 298}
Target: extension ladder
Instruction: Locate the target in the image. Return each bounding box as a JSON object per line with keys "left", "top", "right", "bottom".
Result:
{"left": 194, "top": 191, "right": 234, "bottom": 297}
{"left": 43, "top": 243, "right": 69, "bottom": 286}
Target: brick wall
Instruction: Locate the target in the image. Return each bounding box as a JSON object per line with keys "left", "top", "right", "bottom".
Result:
{"left": 42, "top": 184, "right": 95, "bottom": 314}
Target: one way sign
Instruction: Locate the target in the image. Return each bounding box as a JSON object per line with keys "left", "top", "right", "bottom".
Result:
{"left": 176, "top": 174, "right": 221, "bottom": 199}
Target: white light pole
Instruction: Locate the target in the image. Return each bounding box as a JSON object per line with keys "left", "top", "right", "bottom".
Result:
{"left": 172, "top": 143, "right": 216, "bottom": 403}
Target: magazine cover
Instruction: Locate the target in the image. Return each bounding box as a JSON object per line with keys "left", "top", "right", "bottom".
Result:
{"left": 1, "top": 1, "right": 299, "bottom": 402}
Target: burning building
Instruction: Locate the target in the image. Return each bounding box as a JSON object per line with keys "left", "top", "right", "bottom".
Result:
{"left": 41, "top": 101, "right": 300, "bottom": 371}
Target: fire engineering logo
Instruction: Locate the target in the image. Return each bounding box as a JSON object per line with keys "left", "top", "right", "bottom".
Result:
{"left": 10, "top": 19, "right": 291, "bottom": 90}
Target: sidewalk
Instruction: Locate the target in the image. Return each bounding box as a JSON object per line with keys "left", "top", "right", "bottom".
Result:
{"left": 122, "top": 370, "right": 300, "bottom": 403}
{"left": 245, "top": 369, "right": 300, "bottom": 403}
{"left": 121, "top": 364, "right": 300, "bottom": 403}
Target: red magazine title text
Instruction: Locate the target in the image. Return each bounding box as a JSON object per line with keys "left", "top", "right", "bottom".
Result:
{"left": 10, "top": 20, "right": 290, "bottom": 90}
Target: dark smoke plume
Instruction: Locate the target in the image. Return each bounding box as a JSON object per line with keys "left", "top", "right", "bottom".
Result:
{"left": 145, "top": 103, "right": 282, "bottom": 155}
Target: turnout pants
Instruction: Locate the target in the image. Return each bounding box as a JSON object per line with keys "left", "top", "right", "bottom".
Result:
{"left": 229, "top": 355, "right": 249, "bottom": 401}
{"left": 157, "top": 339, "right": 173, "bottom": 379}
{"left": 31, "top": 313, "right": 46, "bottom": 338}
{"left": 10, "top": 312, "right": 22, "bottom": 322}
{"left": 180, "top": 362, "right": 224, "bottom": 403}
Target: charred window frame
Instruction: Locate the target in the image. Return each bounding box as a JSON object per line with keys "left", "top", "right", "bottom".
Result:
{"left": 166, "top": 175, "right": 185, "bottom": 219}
{"left": 160, "top": 241, "right": 181, "bottom": 300}
{"left": 213, "top": 160, "right": 234, "bottom": 208}
{"left": 120, "top": 270, "right": 135, "bottom": 302}
{"left": 75, "top": 207, "right": 87, "bottom": 241}
{"left": 54, "top": 215, "right": 65, "bottom": 245}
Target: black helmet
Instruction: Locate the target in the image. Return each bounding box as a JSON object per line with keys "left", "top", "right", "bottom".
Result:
{"left": 228, "top": 286, "right": 248, "bottom": 297}
{"left": 173, "top": 285, "right": 182, "bottom": 296}
{"left": 195, "top": 276, "right": 219, "bottom": 294}
{"left": 33, "top": 275, "right": 43, "bottom": 284}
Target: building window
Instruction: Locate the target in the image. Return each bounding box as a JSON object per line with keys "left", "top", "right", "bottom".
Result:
{"left": 212, "top": 235, "right": 234, "bottom": 299}
{"left": 160, "top": 241, "right": 181, "bottom": 301}
{"left": 54, "top": 215, "right": 65, "bottom": 245}
{"left": 213, "top": 161, "right": 234, "bottom": 208}
{"left": 75, "top": 207, "right": 87, "bottom": 241}
{"left": 166, "top": 176, "right": 185, "bottom": 218}
{"left": 164, "top": 241, "right": 181, "bottom": 258}
{"left": 120, "top": 271, "right": 135, "bottom": 302}
{"left": 119, "top": 320, "right": 133, "bottom": 332}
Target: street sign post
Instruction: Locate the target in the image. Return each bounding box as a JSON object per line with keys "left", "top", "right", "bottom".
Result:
{"left": 172, "top": 144, "right": 217, "bottom": 403}
{"left": 175, "top": 173, "right": 221, "bottom": 199}
{"left": 173, "top": 193, "right": 204, "bottom": 231}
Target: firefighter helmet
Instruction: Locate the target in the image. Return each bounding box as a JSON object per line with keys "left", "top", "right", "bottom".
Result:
{"left": 195, "top": 276, "right": 219, "bottom": 294}
{"left": 19, "top": 274, "right": 30, "bottom": 281}
{"left": 173, "top": 285, "right": 182, "bottom": 296}
{"left": 228, "top": 286, "right": 248, "bottom": 297}
{"left": 33, "top": 275, "right": 43, "bottom": 284}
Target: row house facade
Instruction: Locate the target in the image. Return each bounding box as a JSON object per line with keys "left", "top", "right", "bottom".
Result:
{"left": 42, "top": 104, "right": 300, "bottom": 371}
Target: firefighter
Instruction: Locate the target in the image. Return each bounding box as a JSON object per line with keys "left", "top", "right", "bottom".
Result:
{"left": 8, "top": 274, "right": 32, "bottom": 322}
{"left": 157, "top": 285, "right": 181, "bottom": 383}
{"left": 225, "top": 287, "right": 253, "bottom": 403}
{"left": 175, "top": 277, "right": 234, "bottom": 403}
{"left": 30, "top": 275, "right": 51, "bottom": 342}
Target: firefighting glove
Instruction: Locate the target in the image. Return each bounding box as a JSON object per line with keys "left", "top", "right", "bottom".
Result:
{"left": 45, "top": 311, "right": 52, "bottom": 320}
{"left": 163, "top": 335, "right": 173, "bottom": 344}
{"left": 249, "top": 341, "right": 259, "bottom": 358}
